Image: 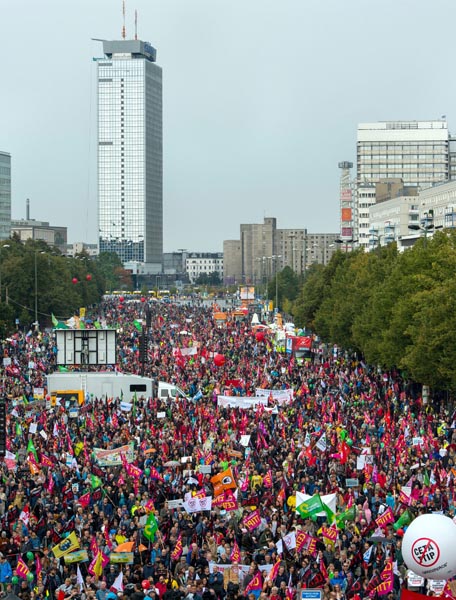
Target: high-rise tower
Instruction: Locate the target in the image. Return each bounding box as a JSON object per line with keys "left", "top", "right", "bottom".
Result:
{"left": 97, "top": 39, "right": 163, "bottom": 268}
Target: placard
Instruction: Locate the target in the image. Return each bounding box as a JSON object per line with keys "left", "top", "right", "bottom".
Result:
{"left": 64, "top": 550, "right": 89, "bottom": 564}
{"left": 110, "top": 552, "right": 134, "bottom": 564}
{"left": 345, "top": 478, "right": 359, "bottom": 487}
{"left": 157, "top": 411, "right": 166, "bottom": 419}
{"left": 167, "top": 499, "right": 184, "bottom": 509}
{"left": 29, "top": 423, "right": 37, "bottom": 434}
{"left": 199, "top": 465, "right": 212, "bottom": 474}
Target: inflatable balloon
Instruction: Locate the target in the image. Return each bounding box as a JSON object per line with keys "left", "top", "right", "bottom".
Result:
{"left": 86, "top": 274, "right": 92, "bottom": 281}
{"left": 141, "top": 296, "right": 146, "bottom": 303}
{"left": 119, "top": 296, "right": 124, "bottom": 303}
{"left": 402, "top": 513, "right": 456, "bottom": 579}
{"left": 26, "top": 551, "right": 34, "bottom": 561}
{"left": 11, "top": 576, "right": 18, "bottom": 585}
{"left": 72, "top": 277, "right": 78, "bottom": 284}
{"left": 142, "top": 580, "right": 151, "bottom": 590}
{"left": 26, "top": 573, "right": 34, "bottom": 582}
{"left": 214, "top": 353, "right": 225, "bottom": 367}
{"left": 144, "top": 468, "right": 151, "bottom": 476}
{"left": 255, "top": 331, "right": 265, "bottom": 342}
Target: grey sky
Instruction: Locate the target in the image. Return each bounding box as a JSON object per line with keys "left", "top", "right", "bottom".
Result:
{"left": 1, "top": 0, "right": 454, "bottom": 252}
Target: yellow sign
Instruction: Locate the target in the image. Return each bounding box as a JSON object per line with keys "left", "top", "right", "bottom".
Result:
{"left": 52, "top": 532, "right": 80, "bottom": 558}
{"left": 64, "top": 550, "right": 89, "bottom": 564}
{"left": 109, "top": 552, "right": 134, "bottom": 564}
{"left": 79, "top": 308, "right": 86, "bottom": 318}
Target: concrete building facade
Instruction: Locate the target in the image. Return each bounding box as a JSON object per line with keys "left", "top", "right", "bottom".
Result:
{"left": 185, "top": 253, "right": 223, "bottom": 284}
{"left": 0, "top": 152, "right": 11, "bottom": 241}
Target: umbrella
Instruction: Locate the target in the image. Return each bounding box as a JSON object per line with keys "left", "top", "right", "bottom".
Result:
{"left": 164, "top": 460, "right": 180, "bottom": 467}
{"left": 115, "top": 541, "right": 134, "bottom": 553}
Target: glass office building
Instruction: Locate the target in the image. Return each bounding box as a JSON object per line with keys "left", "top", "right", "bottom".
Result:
{"left": 0, "top": 152, "right": 11, "bottom": 241}
{"left": 97, "top": 40, "right": 162, "bottom": 267}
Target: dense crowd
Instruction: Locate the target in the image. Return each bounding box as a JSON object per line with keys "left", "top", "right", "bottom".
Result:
{"left": 0, "top": 298, "right": 455, "bottom": 600}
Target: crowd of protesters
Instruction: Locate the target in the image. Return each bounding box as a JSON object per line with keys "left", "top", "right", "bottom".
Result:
{"left": 0, "top": 296, "right": 455, "bottom": 600}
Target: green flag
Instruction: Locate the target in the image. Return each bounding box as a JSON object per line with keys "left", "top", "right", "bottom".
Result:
{"left": 423, "top": 471, "right": 431, "bottom": 487}
{"left": 90, "top": 474, "right": 103, "bottom": 489}
{"left": 22, "top": 394, "right": 29, "bottom": 405}
{"left": 58, "top": 365, "right": 69, "bottom": 373}
{"left": 393, "top": 509, "right": 413, "bottom": 531}
{"left": 16, "top": 422, "right": 22, "bottom": 437}
{"left": 336, "top": 505, "right": 356, "bottom": 529}
{"left": 27, "top": 438, "right": 38, "bottom": 461}
{"left": 94, "top": 320, "right": 101, "bottom": 330}
{"left": 296, "top": 494, "right": 325, "bottom": 521}
{"left": 132, "top": 392, "right": 137, "bottom": 417}
{"left": 143, "top": 512, "right": 158, "bottom": 541}
{"left": 133, "top": 320, "right": 142, "bottom": 332}
{"left": 51, "top": 313, "right": 59, "bottom": 327}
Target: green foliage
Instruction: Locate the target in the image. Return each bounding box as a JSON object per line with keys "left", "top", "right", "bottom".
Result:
{"left": 195, "top": 271, "right": 222, "bottom": 285}
{"left": 0, "top": 239, "right": 109, "bottom": 332}
{"left": 290, "top": 231, "right": 456, "bottom": 389}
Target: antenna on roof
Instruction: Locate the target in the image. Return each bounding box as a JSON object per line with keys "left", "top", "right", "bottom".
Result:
{"left": 122, "top": 0, "right": 126, "bottom": 39}
{"left": 135, "top": 9, "right": 138, "bottom": 40}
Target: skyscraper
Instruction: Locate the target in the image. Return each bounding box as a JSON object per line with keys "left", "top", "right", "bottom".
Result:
{"left": 97, "top": 39, "right": 163, "bottom": 268}
{"left": 0, "top": 152, "right": 11, "bottom": 241}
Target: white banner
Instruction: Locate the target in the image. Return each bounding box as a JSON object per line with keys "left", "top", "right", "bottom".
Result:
{"left": 183, "top": 496, "right": 213, "bottom": 513}
{"left": 276, "top": 531, "right": 297, "bottom": 554}
{"left": 217, "top": 396, "right": 268, "bottom": 409}
{"left": 255, "top": 388, "right": 294, "bottom": 404}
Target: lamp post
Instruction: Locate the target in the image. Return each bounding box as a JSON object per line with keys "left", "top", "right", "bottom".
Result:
{"left": 34, "top": 250, "right": 46, "bottom": 328}
{"left": 271, "top": 255, "right": 282, "bottom": 312}
{"left": 335, "top": 238, "right": 358, "bottom": 253}
{"left": 408, "top": 210, "right": 442, "bottom": 247}
{"left": 0, "top": 244, "right": 10, "bottom": 302}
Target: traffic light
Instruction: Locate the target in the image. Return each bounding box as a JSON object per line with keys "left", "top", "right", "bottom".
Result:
{"left": 0, "top": 399, "right": 6, "bottom": 457}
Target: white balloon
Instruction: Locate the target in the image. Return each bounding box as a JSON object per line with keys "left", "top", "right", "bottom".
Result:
{"left": 402, "top": 513, "right": 456, "bottom": 579}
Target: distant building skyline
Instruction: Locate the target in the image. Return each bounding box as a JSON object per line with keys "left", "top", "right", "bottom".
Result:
{"left": 97, "top": 39, "right": 163, "bottom": 270}
{"left": 0, "top": 151, "right": 11, "bottom": 241}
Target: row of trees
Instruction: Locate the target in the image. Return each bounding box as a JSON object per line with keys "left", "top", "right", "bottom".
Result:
{"left": 286, "top": 230, "right": 456, "bottom": 390}
{"left": 0, "top": 237, "right": 130, "bottom": 335}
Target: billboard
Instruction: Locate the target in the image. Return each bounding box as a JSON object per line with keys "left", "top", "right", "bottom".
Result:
{"left": 240, "top": 286, "right": 255, "bottom": 300}
{"left": 56, "top": 329, "right": 117, "bottom": 366}
{"left": 341, "top": 227, "right": 353, "bottom": 238}
{"left": 341, "top": 208, "right": 352, "bottom": 222}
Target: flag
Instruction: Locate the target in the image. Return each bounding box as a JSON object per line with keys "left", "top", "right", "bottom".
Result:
{"left": 304, "top": 431, "right": 311, "bottom": 447}
{"left": 27, "top": 438, "right": 38, "bottom": 461}
{"left": 143, "top": 512, "right": 158, "bottom": 541}
{"left": 76, "top": 565, "right": 85, "bottom": 592}
{"left": 230, "top": 540, "right": 241, "bottom": 563}
{"left": 171, "top": 533, "right": 183, "bottom": 561}
{"left": 132, "top": 391, "right": 138, "bottom": 418}
{"left": 36, "top": 555, "right": 43, "bottom": 582}
{"left": 336, "top": 505, "right": 356, "bottom": 528}
{"left": 16, "top": 557, "right": 30, "bottom": 579}
{"left": 243, "top": 509, "right": 262, "bottom": 532}
{"left": 363, "top": 545, "right": 373, "bottom": 565}
{"left": 245, "top": 572, "right": 263, "bottom": 595}
{"left": 296, "top": 493, "right": 325, "bottom": 521}
{"left": 149, "top": 467, "right": 164, "bottom": 482}
{"left": 52, "top": 531, "right": 80, "bottom": 558}
{"left": 423, "top": 470, "right": 431, "bottom": 487}
{"left": 133, "top": 320, "right": 142, "bottom": 332}
{"left": 393, "top": 509, "right": 413, "bottom": 531}
{"left": 316, "top": 432, "right": 327, "bottom": 452}
{"left": 266, "top": 559, "right": 281, "bottom": 583}
{"left": 111, "top": 571, "right": 124, "bottom": 593}
{"left": 39, "top": 453, "right": 54, "bottom": 467}
{"left": 78, "top": 492, "right": 91, "bottom": 508}
{"left": 193, "top": 390, "right": 203, "bottom": 402}
{"left": 211, "top": 467, "right": 237, "bottom": 496}
{"left": 90, "top": 474, "right": 103, "bottom": 489}
{"left": 375, "top": 507, "right": 394, "bottom": 528}
{"left": 263, "top": 470, "right": 273, "bottom": 489}
{"left": 19, "top": 506, "right": 30, "bottom": 525}
{"left": 369, "top": 559, "right": 393, "bottom": 597}
{"left": 51, "top": 313, "right": 59, "bottom": 327}
{"left": 93, "top": 551, "right": 103, "bottom": 578}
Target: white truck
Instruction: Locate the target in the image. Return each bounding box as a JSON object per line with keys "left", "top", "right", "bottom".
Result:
{"left": 46, "top": 372, "right": 189, "bottom": 402}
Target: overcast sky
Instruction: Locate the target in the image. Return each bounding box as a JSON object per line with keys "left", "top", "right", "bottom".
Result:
{"left": 1, "top": 0, "right": 455, "bottom": 252}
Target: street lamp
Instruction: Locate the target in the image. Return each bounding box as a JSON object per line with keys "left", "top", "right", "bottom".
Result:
{"left": 408, "top": 210, "right": 442, "bottom": 246}
{"left": 335, "top": 238, "right": 358, "bottom": 253}
{"left": 0, "top": 244, "right": 10, "bottom": 302}
{"left": 271, "top": 255, "right": 282, "bottom": 312}
{"left": 34, "top": 250, "right": 46, "bottom": 328}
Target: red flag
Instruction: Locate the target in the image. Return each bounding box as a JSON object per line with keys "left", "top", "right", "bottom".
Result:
{"left": 78, "top": 492, "right": 91, "bottom": 508}
{"left": 16, "top": 557, "right": 30, "bottom": 579}
{"left": 35, "top": 555, "right": 43, "bottom": 582}
{"left": 171, "top": 533, "right": 183, "bottom": 561}
{"left": 245, "top": 572, "right": 263, "bottom": 594}
{"left": 401, "top": 590, "right": 434, "bottom": 600}
{"left": 266, "top": 559, "right": 281, "bottom": 583}
{"left": 39, "top": 453, "right": 54, "bottom": 467}
{"left": 230, "top": 540, "right": 241, "bottom": 563}
{"left": 263, "top": 470, "right": 273, "bottom": 489}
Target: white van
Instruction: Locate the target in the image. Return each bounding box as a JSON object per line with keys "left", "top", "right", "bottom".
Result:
{"left": 46, "top": 372, "right": 188, "bottom": 402}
